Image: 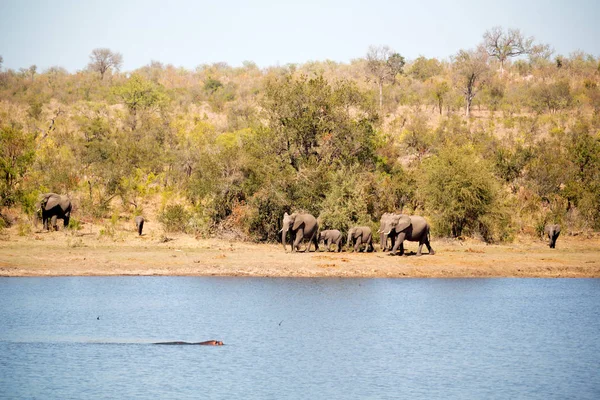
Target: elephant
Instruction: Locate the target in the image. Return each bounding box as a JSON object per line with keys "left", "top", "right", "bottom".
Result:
{"left": 318, "top": 229, "right": 343, "bottom": 252}
{"left": 280, "top": 212, "right": 319, "bottom": 252}
{"left": 135, "top": 216, "right": 145, "bottom": 236}
{"left": 347, "top": 226, "right": 375, "bottom": 253}
{"left": 544, "top": 224, "right": 561, "bottom": 248}
{"left": 36, "top": 193, "right": 72, "bottom": 231}
{"left": 379, "top": 213, "right": 400, "bottom": 251}
{"left": 154, "top": 340, "right": 223, "bottom": 346}
{"left": 381, "top": 214, "right": 434, "bottom": 256}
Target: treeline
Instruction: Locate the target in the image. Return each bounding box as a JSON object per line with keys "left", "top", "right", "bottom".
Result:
{"left": 1, "top": 27, "right": 599, "bottom": 242}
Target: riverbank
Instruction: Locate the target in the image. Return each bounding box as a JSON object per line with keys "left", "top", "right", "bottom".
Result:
{"left": 1, "top": 226, "right": 599, "bottom": 278}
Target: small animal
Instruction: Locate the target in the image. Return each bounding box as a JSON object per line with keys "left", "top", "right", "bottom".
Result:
{"left": 154, "top": 340, "right": 224, "bottom": 346}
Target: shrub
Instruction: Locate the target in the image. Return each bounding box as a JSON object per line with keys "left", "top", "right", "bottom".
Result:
{"left": 159, "top": 204, "right": 191, "bottom": 233}
{"left": 420, "top": 145, "right": 513, "bottom": 242}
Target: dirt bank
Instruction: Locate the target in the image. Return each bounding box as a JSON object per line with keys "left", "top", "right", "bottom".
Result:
{"left": 1, "top": 224, "right": 598, "bottom": 278}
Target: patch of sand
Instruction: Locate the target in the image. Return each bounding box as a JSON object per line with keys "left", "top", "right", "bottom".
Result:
{"left": 1, "top": 225, "right": 598, "bottom": 278}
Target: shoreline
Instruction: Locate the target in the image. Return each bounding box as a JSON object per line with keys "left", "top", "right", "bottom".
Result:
{"left": 1, "top": 230, "right": 599, "bottom": 278}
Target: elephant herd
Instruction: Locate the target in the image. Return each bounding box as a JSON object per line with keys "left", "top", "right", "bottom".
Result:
{"left": 281, "top": 212, "right": 563, "bottom": 254}
{"left": 280, "top": 212, "right": 435, "bottom": 256}
{"left": 32, "top": 193, "right": 561, "bottom": 250}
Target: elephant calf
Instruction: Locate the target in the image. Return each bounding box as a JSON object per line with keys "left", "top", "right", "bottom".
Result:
{"left": 544, "top": 224, "right": 561, "bottom": 248}
{"left": 318, "top": 230, "right": 343, "bottom": 252}
{"left": 347, "top": 226, "right": 375, "bottom": 253}
{"left": 135, "top": 216, "right": 145, "bottom": 236}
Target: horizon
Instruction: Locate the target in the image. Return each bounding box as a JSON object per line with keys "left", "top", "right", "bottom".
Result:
{"left": 1, "top": 0, "right": 599, "bottom": 73}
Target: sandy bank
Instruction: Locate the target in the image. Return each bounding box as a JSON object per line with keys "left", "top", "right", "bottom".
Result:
{"left": 1, "top": 227, "right": 598, "bottom": 278}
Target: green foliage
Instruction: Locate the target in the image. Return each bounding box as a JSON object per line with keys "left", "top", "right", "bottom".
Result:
{"left": 0, "top": 33, "right": 599, "bottom": 242}
{"left": 408, "top": 56, "right": 444, "bottom": 81}
{"left": 420, "top": 145, "right": 512, "bottom": 241}
{"left": 0, "top": 124, "right": 35, "bottom": 205}
{"left": 113, "top": 73, "right": 169, "bottom": 116}
{"left": 159, "top": 204, "right": 191, "bottom": 233}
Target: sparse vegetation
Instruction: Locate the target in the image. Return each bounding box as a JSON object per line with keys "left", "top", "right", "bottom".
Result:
{"left": 1, "top": 27, "right": 599, "bottom": 243}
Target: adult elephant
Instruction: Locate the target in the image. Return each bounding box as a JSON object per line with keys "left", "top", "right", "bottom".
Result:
{"left": 347, "top": 226, "right": 375, "bottom": 253}
{"left": 382, "top": 214, "right": 434, "bottom": 256}
{"left": 318, "top": 229, "right": 343, "bottom": 252}
{"left": 544, "top": 224, "right": 561, "bottom": 248}
{"left": 281, "top": 212, "right": 319, "bottom": 252}
{"left": 379, "top": 213, "right": 400, "bottom": 251}
{"left": 135, "top": 216, "right": 145, "bottom": 236}
{"left": 37, "top": 193, "right": 72, "bottom": 231}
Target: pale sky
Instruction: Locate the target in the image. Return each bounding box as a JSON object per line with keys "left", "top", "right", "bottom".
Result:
{"left": 1, "top": 0, "right": 598, "bottom": 72}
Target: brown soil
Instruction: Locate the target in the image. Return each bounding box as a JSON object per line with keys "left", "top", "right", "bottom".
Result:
{"left": 1, "top": 223, "right": 599, "bottom": 278}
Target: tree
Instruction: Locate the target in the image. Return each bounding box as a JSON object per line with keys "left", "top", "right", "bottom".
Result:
{"left": 452, "top": 47, "right": 490, "bottom": 118}
{"left": 483, "top": 26, "right": 552, "bottom": 75}
{"left": 0, "top": 125, "right": 35, "bottom": 205}
{"left": 421, "top": 145, "right": 510, "bottom": 241}
{"left": 365, "top": 46, "right": 405, "bottom": 112}
{"left": 88, "top": 48, "right": 123, "bottom": 80}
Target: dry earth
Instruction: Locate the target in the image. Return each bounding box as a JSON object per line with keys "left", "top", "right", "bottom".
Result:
{"left": 1, "top": 222, "right": 599, "bottom": 278}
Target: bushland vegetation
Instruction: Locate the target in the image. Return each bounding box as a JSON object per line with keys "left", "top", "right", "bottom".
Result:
{"left": 1, "top": 27, "right": 599, "bottom": 243}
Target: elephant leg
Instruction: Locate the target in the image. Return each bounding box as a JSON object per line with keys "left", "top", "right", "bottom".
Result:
{"left": 355, "top": 238, "right": 362, "bottom": 252}
{"left": 293, "top": 229, "right": 304, "bottom": 252}
{"left": 312, "top": 233, "right": 319, "bottom": 252}
{"left": 336, "top": 238, "right": 342, "bottom": 252}
{"left": 389, "top": 236, "right": 401, "bottom": 255}
{"left": 425, "top": 238, "right": 435, "bottom": 255}
{"left": 326, "top": 238, "right": 332, "bottom": 252}
{"left": 51, "top": 215, "right": 58, "bottom": 231}
{"left": 43, "top": 216, "right": 48, "bottom": 231}
{"left": 417, "top": 241, "right": 424, "bottom": 256}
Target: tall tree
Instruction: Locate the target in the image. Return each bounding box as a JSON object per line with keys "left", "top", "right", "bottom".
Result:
{"left": 452, "top": 46, "right": 490, "bottom": 118}
{"left": 365, "top": 46, "right": 405, "bottom": 112}
{"left": 483, "top": 26, "right": 551, "bottom": 74}
{"left": 88, "top": 48, "right": 123, "bottom": 80}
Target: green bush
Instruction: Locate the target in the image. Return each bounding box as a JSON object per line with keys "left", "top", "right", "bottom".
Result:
{"left": 159, "top": 204, "right": 191, "bottom": 233}
{"left": 420, "top": 145, "right": 513, "bottom": 242}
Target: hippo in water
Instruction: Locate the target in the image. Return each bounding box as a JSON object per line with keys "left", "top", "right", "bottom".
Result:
{"left": 154, "top": 340, "right": 224, "bottom": 346}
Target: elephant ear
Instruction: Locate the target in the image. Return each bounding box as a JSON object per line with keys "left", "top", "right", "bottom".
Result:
{"left": 44, "top": 195, "right": 60, "bottom": 210}
{"left": 396, "top": 215, "right": 411, "bottom": 232}
{"left": 292, "top": 215, "right": 303, "bottom": 231}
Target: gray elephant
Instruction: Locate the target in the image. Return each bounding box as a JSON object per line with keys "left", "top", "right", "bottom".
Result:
{"left": 381, "top": 214, "right": 434, "bottom": 256}
{"left": 281, "top": 212, "right": 319, "bottom": 252}
{"left": 379, "top": 212, "right": 399, "bottom": 251}
{"left": 37, "top": 193, "right": 72, "bottom": 231}
{"left": 347, "top": 226, "right": 375, "bottom": 252}
{"left": 318, "top": 229, "right": 343, "bottom": 252}
{"left": 544, "top": 224, "right": 561, "bottom": 248}
{"left": 135, "top": 216, "right": 145, "bottom": 236}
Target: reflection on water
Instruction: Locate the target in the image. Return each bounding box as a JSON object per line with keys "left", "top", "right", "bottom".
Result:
{"left": 1, "top": 277, "right": 599, "bottom": 399}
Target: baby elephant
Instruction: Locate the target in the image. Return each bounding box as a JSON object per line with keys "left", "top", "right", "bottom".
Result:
{"left": 134, "top": 216, "right": 144, "bottom": 236}
{"left": 347, "top": 226, "right": 375, "bottom": 253}
{"left": 544, "top": 224, "right": 561, "bottom": 248}
{"left": 319, "top": 230, "right": 343, "bottom": 252}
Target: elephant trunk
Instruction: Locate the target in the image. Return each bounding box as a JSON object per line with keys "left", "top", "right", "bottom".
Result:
{"left": 282, "top": 228, "right": 288, "bottom": 251}
{"left": 380, "top": 231, "right": 385, "bottom": 251}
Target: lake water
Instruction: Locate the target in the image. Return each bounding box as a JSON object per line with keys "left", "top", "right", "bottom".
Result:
{"left": 1, "top": 277, "right": 599, "bottom": 399}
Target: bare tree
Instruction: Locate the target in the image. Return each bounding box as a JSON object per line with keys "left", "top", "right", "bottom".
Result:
{"left": 365, "top": 45, "right": 405, "bottom": 112}
{"left": 88, "top": 48, "right": 123, "bottom": 80}
{"left": 483, "top": 26, "right": 551, "bottom": 75}
{"left": 452, "top": 46, "right": 490, "bottom": 118}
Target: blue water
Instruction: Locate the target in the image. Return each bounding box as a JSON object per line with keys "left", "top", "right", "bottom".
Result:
{"left": 1, "top": 277, "right": 599, "bottom": 399}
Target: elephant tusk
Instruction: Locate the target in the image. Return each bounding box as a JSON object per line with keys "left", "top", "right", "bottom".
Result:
{"left": 384, "top": 231, "right": 391, "bottom": 235}
{"left": 279, "top": 228, "right": 283, "bottom": 233}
